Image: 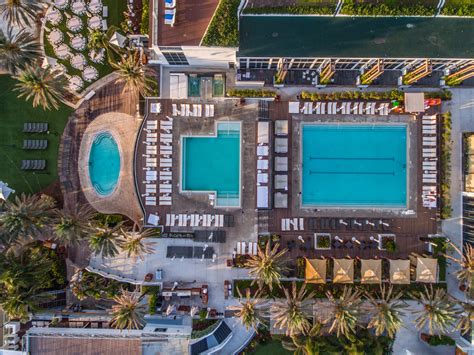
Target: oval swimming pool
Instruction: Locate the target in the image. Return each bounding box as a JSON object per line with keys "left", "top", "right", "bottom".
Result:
{"left": 88, "top": 132, "right": 121, "bottom": 196}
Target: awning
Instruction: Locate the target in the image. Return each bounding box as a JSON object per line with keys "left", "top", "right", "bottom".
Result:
{"left": 390, "top": 259, "right": 410, "bottom": 284}
{"left": 404, "top": 92, "right": 425, "bottom": 113}
{"left": 361, "top": 259, "right": 382, "bottom": 284}
{"left": 305, "top": 258, "right": 326, "bottom": 284}
{"left": 333, "top": 259, "right": 354, "bottom": 284}
{"left": 416, "top": 257, "right": 438, "bottom": 283}
{"left": 109, "top": 31, "right": 127, "bottom": 48}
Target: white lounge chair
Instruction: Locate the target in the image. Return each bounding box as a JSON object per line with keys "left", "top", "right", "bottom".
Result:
{"left": 165, "top": 0, "right": 175, "bottom": 9}
{"left": 164, "top": 9, "right": 175, "bottom": 26}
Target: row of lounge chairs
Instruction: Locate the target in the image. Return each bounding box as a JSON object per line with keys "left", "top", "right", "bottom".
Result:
{"left": 308, "top": 218, "right": 391, "bottom": 231}
{"left": 274, "top": 119, "right": 289, "bottom": 209}
{"left": 256, "top": 121, "right": 270, "bottom": 209}
{"left": 422, "top": 115, "right": 438, "bottom": 208}
{"left": 172, "top": 103, "right": 214, "bottom": 117}
{"left": 23, "top": 139, "right": 48, "bottom": 150}
{"left": 21, "top": 160, "right": 46, "bottom": 170}
{"left": 291, "top": 101, "right": 391, "bottom": 116}
{"left": 23, "top": 122, "right": 48, "bottom": 133}
{"left": 165, "top": 213, "right": 224, "bottom": 228}
{"left": 236, "top": 241, "right": 258, "bottom": 255}
{"left": 281, "top": 218, "right": 305, "bottom": 231}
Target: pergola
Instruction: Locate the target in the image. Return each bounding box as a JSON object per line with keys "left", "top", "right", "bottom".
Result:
{"left": 305, "top": 258, "right": 326, "bottom": 284}
{"left": 333, "top": 259, "right": 354, "bottom": 284}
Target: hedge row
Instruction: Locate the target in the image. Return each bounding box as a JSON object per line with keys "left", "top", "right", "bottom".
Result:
{"left": 227, "top": 88, "right": 277, "bottom": 98}
{"left": 341, "top": 0, "right": 437, "bottom": 16}
{"left": 243, "top": 5, "right": 335, "bottom": 15}
{"left": 441, "top": 4, "right": 474, "bottom": 16}
{"left": 300, "top": 89, "right": 452, "bottom": 102}
{"left": 201, "top": 0, "right": 240, "bottom": 47}
{"left": 440, "top": 112, "right": 453, "bottom": 219}
{"left": 140, "top": 2, "right": 149, "bottom": 35}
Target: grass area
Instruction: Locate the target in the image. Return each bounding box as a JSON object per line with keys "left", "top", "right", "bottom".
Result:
{"left": 341, "top": 0, "right": 437, "bottom": 16}
{"left": 254, "top": 340, "right": 291, "bottom": 355}
{"left": 43, "top": 0, "right": 127, "bottom": 91}
{"left": 201, "top": 0, "right": 240, "bottom": 47}
{"left": 244, "top": 4, "right": 335, "bottom": 14}
{"left": 0, "top": 75, "right": 72, "bottom": 195}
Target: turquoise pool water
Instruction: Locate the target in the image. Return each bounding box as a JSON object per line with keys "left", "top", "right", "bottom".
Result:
{"left": 89, "top": 132, "right": 121, "bottom": 196}
{"left": 302, "top": 124, "right": 407, "bottom": 207}
{"left": 182, "top": 122, "right": 241, "bottom": 206}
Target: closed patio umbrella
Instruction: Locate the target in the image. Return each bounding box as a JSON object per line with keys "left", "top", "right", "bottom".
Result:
{"left": 333, "top": 258, "right": 354, "bottom": 284}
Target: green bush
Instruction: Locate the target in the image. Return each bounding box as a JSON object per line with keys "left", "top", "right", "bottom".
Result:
{"left": 341, "top": 0, "right": 436, "bottom": 16}
{"left": 227, "top": 88, "right": 276, "bottom": 98}
{"left": 442, "top": 4, "right": 474, "bottom": 16}
{"left": 244, "top": 5, "right": 334, "bottom": 15}
{"left": 440, "top": 112, "right": 452, "bottom": 219}
{"left": 427, "top": 334, "right": 455, "bottom": 346}
{"left": 201, "top": 0, "right": 240, "bottom": 47}
{"left": 141, "top": 2, "right": 149, "bottom": 35}
{"left": 384, "top": 239, "right": 397, "bottom": 253}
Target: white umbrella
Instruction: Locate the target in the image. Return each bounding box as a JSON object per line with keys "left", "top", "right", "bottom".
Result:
{"left": 165, "top": 304, "right": 175, "bottom": 316}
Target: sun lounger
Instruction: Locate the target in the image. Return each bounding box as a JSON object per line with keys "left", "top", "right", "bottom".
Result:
{"left": 275, "top": 138, "right": 288, "bottom": 154}
{"left": 257, "top": 145, "right": 269, "bottom": 156}
{"left": 275, "top": 157, "right": 288, "bottom": 172}
{"left": 253, "top": 242, "right": 258, "bottom": 255}
{"left": 242, "top": 242, "right": 247, "bottom": 255}
{"left": 150, "top": 103, "right": 161, "bottom": 113}
{"left": 315, "top": 102, "right": 321, "bottom": 115}
{"left": 159, "top": 196, "right": 172, "bottom": 205}
{"left": 23, "top": 139, "right": 48, "bottom": 150}
{"left": 257, "top": 173, "right": 268, "bottom": 184}
{"left": 23, "top": 122, "right": 48, "bottom": 133}
{"left": 237, "top": 242, "right": 242, "bottom": 255}
{"left": 358, "top": 102, "right": 365, "bottom": 115}
{"left": 257, "top": 159, "right": 269, "bottom": 170}
{"left": 352, "top": 102, "right": 359, "bottom": 113}
{"left": 21, "top": 160, "right": 46, "bottom": 170}
{"left": 217, "top": 215, "right": 224, "bottom": 227}
{"left": 320, "top": 102, "right": 326, "bottom": 115}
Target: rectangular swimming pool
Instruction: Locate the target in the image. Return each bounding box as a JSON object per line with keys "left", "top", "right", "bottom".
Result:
{"left": 301, "top": 124, "right": 407, "bottom": 207}
{"left": 181, "top": 122, "right": 241, "bottom": 207}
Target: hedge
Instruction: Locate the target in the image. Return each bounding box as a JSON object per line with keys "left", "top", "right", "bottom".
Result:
{"left": 243, "top": 5, "right": 335, "bottom": 15}
{"left": 341, "top": 0, "right": 437, "bottom": 16}
{"left": 441, "top": 4, "right": 474, "bottom": 16}
{"left": 299, "top": 89, "right": 452, "bottom": 102}
{"left": 233, "top": 279, "right": 447, "bottom": 299}
{"left": 201, "top": 0, "right": 240, "bottom": 47}
{"left": 227, "top": 88, "right": 277, "bottom": 98}
{"left": 141, "top": 1, "right": 149, "bottom": 35}
{"left": 440, "top": 112, "right": 453, "bottom": 219}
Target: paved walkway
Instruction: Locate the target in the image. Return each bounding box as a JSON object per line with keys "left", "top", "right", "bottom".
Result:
{"left": 214, "top": 318, "right": 254, "bottom": 355}
{"left": 441, "top": 88, "right": 474, "bottom": 301}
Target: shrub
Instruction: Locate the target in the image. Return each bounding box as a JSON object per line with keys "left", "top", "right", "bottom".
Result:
{"left": 199, "top": 309, "right": 207, "bottom": 321}
{"left": 384, "top": 239, "right": 397, "bottom": 253}
{"left": 201, "top": 0, "right": 240, "bottom": 47}
{"left": 244, "top": 5, "right": 334, "bottom": 15}
{"left": 341, "top": 0, "right": 436, "bottom": 16}
{"left": 141, "top": 2, "right": 149, "bottom": 35}
{"left": 442, "top": 4, "right": 474, "bottom": 16}
{"left": 296, "top": 257, "right": 305, "bottom": 279}
{"left": 427, "top": 334, "right": 455, "bottom": 346}
{"left": 227, "top": 89, "right": 276, "bottom": 98}
{"left": 440, "top": 112, "right": 452, "bottom": 219}
{"left": 316, "top": 235, "right": 330, "bottom": 249}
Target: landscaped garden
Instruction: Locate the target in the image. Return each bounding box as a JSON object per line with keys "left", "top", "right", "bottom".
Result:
{"left": 201, "top": 0, "right": 240, "bottom": 47}
{"left": 341, "top": 0, "right": 438, "bottom": 16}
{"left": 0, "top": 75, "right": 72, "bottom": 195}
{"left": 442, "top": 0, "right": 474, "bottom": 15}
{"left": 42, "top": 0, "right": 128, "bottom": 92}
{"left": 243, "top": 0, "right": 337, "bottom": 15}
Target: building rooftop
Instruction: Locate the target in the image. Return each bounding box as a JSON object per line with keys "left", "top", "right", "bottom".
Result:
{"left": 238, "top": 16, "right": 474, "bottom": 59}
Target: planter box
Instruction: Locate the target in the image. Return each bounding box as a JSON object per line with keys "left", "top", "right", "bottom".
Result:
{"left": 378, "top": 234, "right": 396, "bottom": 251}
{"left": 314, "top": 233, "right": 331, "bottom": 250}
{"left": 273, "top": 83, "right": 285, "bottom": 88}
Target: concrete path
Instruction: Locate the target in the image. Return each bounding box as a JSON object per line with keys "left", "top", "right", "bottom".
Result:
{"left": 441, "top": 88, "right": 474, "bottom": 301}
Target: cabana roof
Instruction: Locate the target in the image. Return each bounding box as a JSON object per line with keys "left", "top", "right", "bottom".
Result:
{"left": 390, "top": 259, "right": 411, "bottom": 284}
{"left": 333, "top": 258, "right": 354, "bottom": 284}
{"left": 361, "top": 259, "right": 382, "bottom": 284}
{"left": 416, "top": 257, "right": 438, "bottom": 283}
{"left": 305, "top": 258, "right": 326, "bottom": 284}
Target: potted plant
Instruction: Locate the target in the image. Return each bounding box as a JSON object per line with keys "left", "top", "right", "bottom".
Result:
{"left": 420, "top": 333, "right": 455, "bottom": 346}
{"left": 315, "top": 234, "right": 331, "bottom": 250}
{"left": 379, "top": 234, "right": 396, "bottom": 251}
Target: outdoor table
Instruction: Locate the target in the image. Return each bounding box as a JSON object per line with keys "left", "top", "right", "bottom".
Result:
{"left": 88, "top": 15, "right": 102, "bottom": 30}
{"left": 55, "top": 44, "right": 70, "bottom": 59}
{"left": 71, "top": 35, "right": 86, "bottom": 50}
{"left": 90, "top": 48, "right": 105, "bottom": 63}
{"left": 47, "top": 8, "right": 62, "bottom": 25}
{"left": 72, "top": 1, "right": 86, "bottom": 15}
{"left": 54, "top": 0, "right": 69, "bottom": 9}
{"left": 48, "top": 29, "right": 63, "bottom": 45}
{"left": 67, "top": 16, "right": 82, "bottom": 32}
{"left": 88, "top": 0, "right": 103, "bottom": 14}
{"left": 83, "top": 66, "right": 98, "bottom": 81}
{"left": 69, "top": 76, "right": 83, "bottom": 92}
{"left": 71, "top": 53, "right": 86, "bottom": 70}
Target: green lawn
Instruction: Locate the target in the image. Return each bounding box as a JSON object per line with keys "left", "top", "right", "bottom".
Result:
{"left": 254, "top": 340, "right": 291, "bottom": 355}
{"left": 43, "top": 0, "right": 127, "bottom": 90}
{"left": 0, "top": 75, "right": 72, "bottom": 195}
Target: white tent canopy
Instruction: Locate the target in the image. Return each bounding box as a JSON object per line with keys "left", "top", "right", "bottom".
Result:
{"left": 0, "top": 181, "right": 14, "bottom": 201}
{"left": 109, "top": 31, "right": 127, "bottom": 48}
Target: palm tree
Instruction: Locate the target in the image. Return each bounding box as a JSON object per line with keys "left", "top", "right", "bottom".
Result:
{"left": 89, "top": 223, "right": 123, "bottom": 258}
{"left": 323, "top": 286, "right": 362, "bottom": 339}
{"left": 246, "top": 243, "right": 289, "bottom": 292}
{"left": 271, "top": 282, "right": 314, "bottom": 337}
{"left": 412, "top": 285, "right": 459, "bottom": 335}
{"left": 112, "top": 51, "right": 155, "bottom": 97}
{"left": 0, "top": 0, "right": 43, "bottom": 28}
{"left": 228, "top": 287, "right": 266, "bottom": 331}
{"left": 119, "top": 228, "right": 155, "bottom": 261}
{"left": 443, "top": 242, "right": 474, "bottom": 291}
{"left": 14, "top": 65, "right": 68, "bottom": 110}
{"left": 110, "top": 290, "right": 145, "bottom": 330}
{"left": 0, "top": 28, "right": 40, "bottom": 74}
{"left": 88, "top": 26, "right": 121, "bottom": 59}
{"left": 0, "top": 193, "right": 55, "bottom": 248}
{"left": 53, "top": 205, "right": 96, "bottom": 247}
{"left": 281, "top": 322, "right": 327, "bottom": 355}
{"left": 457, "top": 301, "right": 474, "bottom": 335}
{"left": 366, "top": 285, "right": 407, "bottom": 338}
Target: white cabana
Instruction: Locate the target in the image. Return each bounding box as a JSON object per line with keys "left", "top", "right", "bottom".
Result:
{"left": 257, "top": 121, "right": 269, "bottom": 144}
{"left": 109, "top": 31, "right": 127, "bottom": 48}
{"left": 404, "top": 92, "right": 425, "bottom": 113}
{"left": 42, "top": 56, "right": 58, "bottom": 69}
{"left": 257, "top": 186, "right": 269, "bottom": 209}
{"left": 0, "top": 182, "right": 14, "bottom": 200}
{"left": 288, "top": 101, "right": 299, "bottom": 113}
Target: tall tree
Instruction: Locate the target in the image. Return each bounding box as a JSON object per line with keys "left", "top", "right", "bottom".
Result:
{"left": 0, "top": 28, "right": 40, "bottom": 74}
{"left": 0, "top": 0, "right": 43, "bottom": 28}
{"left": 443, "top": 242, "right": 474, "bottom": 291}
{"left": 457, "top": 301, "right": 474, "bottom": 335}
{"left": 87, "top": 26, "right": 121, "bottom": 60}
{"left": 0, "top": 193, "right": 55, "bottom": 248}
{"left": 271, "top": 282, "right": 314, "bottom": 337}
{"left": 323, "top": 286, "right": 362, "bottom": 339}
{"left": 366, "top": 285, "right": 407, "bottom": 338}
{"left": 119, "top": 228, "right": 155, "bottom": 261}
{"left": 110, "top": 290, "right": 145, "bottom": 330}
{"left": 229, "top": 288, "right": 266, "bottom": 331}
{"left": 412, "top": 285, "right": 459, "bottom": 335}
{"left": 53, "top": 205, "right": 95, "bottom": 247}
{"left": 112, "top": 51, "right": 155, "bottom": 97}
{"left": 246, "top": 242, "right": 289, "bottom": 291}
{"left": 89, "top": 223, "right": 123, "bottom": 258}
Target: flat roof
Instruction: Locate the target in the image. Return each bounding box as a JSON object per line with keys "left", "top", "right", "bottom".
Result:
{"left": 238, "top": 16, "right": 474, "bottom": 59}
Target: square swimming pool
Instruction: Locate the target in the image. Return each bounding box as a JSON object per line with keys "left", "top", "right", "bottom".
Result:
{"left": 181, "top": 122, "right": 241, "bottom": 207}
{"left": 301, "top": 124, "right": 407, "bottom": 207}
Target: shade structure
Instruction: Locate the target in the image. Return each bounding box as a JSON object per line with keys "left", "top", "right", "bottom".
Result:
{"left": 110, "top": 31, "right": 127, "bottom": 48}
{"left": 305, "top": 258, "right": 326, "bottom": 284}
{"left": 361, "top": 259, "right": 382, "bottom": 284}
{"left": 416, "top": 257, "right": 438, "bottom": 283}
{"left": 333, "top": 258, "right": 354, "bottom": 284}
{"left": 390, "top": 259, "right": 410, "bottom": 284}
